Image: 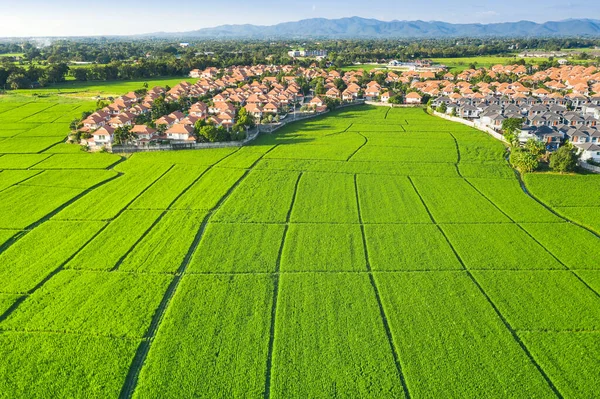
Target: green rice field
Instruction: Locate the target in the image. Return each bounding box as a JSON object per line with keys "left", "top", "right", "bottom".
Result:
{"left": 0, "top": 91, "right": 599, "bottom": 398}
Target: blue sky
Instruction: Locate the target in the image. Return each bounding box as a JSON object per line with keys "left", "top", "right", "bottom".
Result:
{"left": 0, "top": 0, "right": 598, "bottom": 37}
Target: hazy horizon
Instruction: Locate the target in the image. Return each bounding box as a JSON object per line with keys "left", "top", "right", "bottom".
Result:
{"left": 1, "top": 0, "right": 599, "bottom": 37}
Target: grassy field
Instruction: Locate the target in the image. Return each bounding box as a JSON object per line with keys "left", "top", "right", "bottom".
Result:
{"left": 0, "top": 92, "right": 599, "bottom": 398}
{"left": 7, "top": 77, "right": 198, "bottom": 99}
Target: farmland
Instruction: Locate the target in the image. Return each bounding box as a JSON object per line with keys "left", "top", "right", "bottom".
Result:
{"left": 0, "top": 91, "right": 600, "bottom": 398}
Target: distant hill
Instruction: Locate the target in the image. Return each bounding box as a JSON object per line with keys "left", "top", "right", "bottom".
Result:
{"left": 151, "top": 17, "right": 600, "bottom": 39}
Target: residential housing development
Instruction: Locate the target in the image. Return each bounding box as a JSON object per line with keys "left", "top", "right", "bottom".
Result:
{"left": 428, "top": 64, "right": 600, "bottom": 162}
{"left": 77, "top": 64, "right": 425, "bottom": 150}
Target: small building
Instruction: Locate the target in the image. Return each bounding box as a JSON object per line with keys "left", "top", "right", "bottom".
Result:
{"left": 405, "top": 92, "right": 422, "bottom": 105}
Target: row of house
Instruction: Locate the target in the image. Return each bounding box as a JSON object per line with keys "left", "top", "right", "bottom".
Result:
{"left": 432, "top": 94, "right": 600, "bottom": 160}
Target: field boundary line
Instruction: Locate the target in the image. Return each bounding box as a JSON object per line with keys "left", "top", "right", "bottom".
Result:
{"left": 354, "top": 174, "right": 412, "bottom": 399}
{"left": 0, "top": 171, "right": 122, "bottom": 256}
{"left": 35, "top": 138, "right": 66, "bottom": 154}
{"left": 324, "top": 123, "right": 354, "bottom": 137}
{"left": 384, "top": 107, "right": 392, "bottom": 119}
{"left": 0, "top": 169, "right": 45, "bottom": 194}
{"left": 264, "top": 172, "right": 303, "bottom": 399}
{"left": 1, "top": 165, "right": 177, "bottom": 329}
{"left": 17, "top": 103, "right": 59, "bottom": 122}
{"left": 0, "top": 219, "right": 112, "bottom": 323}
{"left": 118, "top": 145, "right": 278, "bottom": 399}
{"left": 463, "top": 177, "right": 600, "bottom": 301}
{"left": 515, "top": 172, "right": 600, "bottom": 240}
{"left": 407, "top": 176, "right": 564, "bottom": 399}
{"left": 0, "top": 101, "right": 34, "bottom": 116}
{"left": 345, "top": 132, "right": 368, "bottom": 161}
{"left": 110, "top": 150, "right": 241, "bottom": 272}
{"left": 26, "top": 154, "right": 54, "bottom": 169}
{"left": 0, "top": 327, "right": 142, "bottom": 341}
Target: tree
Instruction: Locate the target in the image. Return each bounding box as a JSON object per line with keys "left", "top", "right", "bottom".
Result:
{"left": 324, "top": 97, "right": 340, "bottom": 111}
{"left": 7, "top": 73, "right": 30, "bottom": 90}
{"left": 72, "top": 68, "right": 88, "bottom": 81}
{"left": 45, "top": 63, "right": 69, "bottom": 83}
{"left": 502, "top": 118, "right": 524, "bottom": 145}
{"left": 510, "top": 147, "right": 539, "bottom": 174}
{"left": 113, "top": 126, "right": 133, "bottom": 145}
{"left": 436, "top": 102, "right": 447, "bottom": 114}
{"left": 524, "top": 139, "right": 546, "bottom": 158}
{"left": 549, "top": 145, "right": 579, "bottom": 173}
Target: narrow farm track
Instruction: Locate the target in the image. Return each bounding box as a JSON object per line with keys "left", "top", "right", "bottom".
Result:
{"left": 263, "top": 172, "right": 302, "bottom": 399}
{"left": 119, "top": 145, "right": 279, "bottom": 399}
{"left": 354, "top": 174, "right": 412, "bottom": 399}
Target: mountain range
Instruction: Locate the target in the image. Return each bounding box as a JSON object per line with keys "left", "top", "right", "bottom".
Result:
{"left": 150, "top": 17, "right": 600, "bottom": 39}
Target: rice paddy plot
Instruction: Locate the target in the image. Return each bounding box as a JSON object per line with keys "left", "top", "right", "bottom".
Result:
{"left": 357, "top": 174, "right": 432, "bottom": 223}
{"left": 375, "top": 271, "right": 556, "bottom": 398}
{"left": 0, "top": 220, "right": 105, "bottom": 294}
{"left": 53, "top": 163, "right": 171, "bottom": 221}
{"left": 0, "top": 122, "right": 39, "bottom": 134}
{"left": 213, "top": 169, "right": 299, "bottom": 223}
{"left": 133, "top": 275, "right": 273, "bottom": 398}
{"left": 0, "top": 294, "right": 21, "bottom": 315}
{"left": 119, "top": 210, "right": 207, "bottom": 273}
{"left": 351, "top": 145, "right": 458, "bottom": 163}
{"left": 19, "top": 104, "right": 80, "bottom": 123}
{"left": 189, "top": 222, "right": 285, "bottom": 273}
{"left": 525, "top": 174, "right": 600, "bottom": 207}
{"left": 519, "top": 331, "right": 600, "bottom": 398}
{"left": 216, "top": 145, "right": 275, "bottom": 169}
{"left": 0, "top": 170, "right": 41, "bottom": 192}
{"left": 65, "top": 210, "right": 163, "bottom": 271}
{"left": 577, "top": 271, "right": 600, "bottom": 292}
{"left": 458, "top": 162, "right": 516, "bottom": 179}
{"left": 21, "top": 169, "right": 118, "bottom": 190}
{"left": 271, "top": 273, "right": 406, "bottom": 398}
{"left": 365, "top": 224, "right": 462, "bottom": 271}
{"left": 554, "top": 207, "right": 600, "bottom": 234}
{"left": 0, "top": 154, "right": 50, "bottom": 169}
{"left": 281, "top": 224, "right": 366, "bottom": 272}
{"left": 0, "top": 184, "right": 85, "bottom": 229}
{"left": 32, "top": 152, "right": 121, "bottom": 169}
{"left": 360, "top": 133, "right": 456, "bottom": 149}
{"left": 264, "top": 143, "right": 360, "bottom": 161}
{"left": 129, "top": 147, "right": 238, "bottom": 166}
{"left": 42, "top": 143, "right": 87, "bottom": 154}
{"left": 442, "top": 223, "right": 565, "bottom": 270}
{"left": 521, "top": 223, "right": 600, "bottom": 269}
{"left": 2, "top": 270, "right": 171, "bottom": 338}
{"left": 466, "top": 178, "right": 561, "bottom": 222}
{"left": 169, "top": 167, "right": 245, "bottom": 211}
{"left": 291, "top": 172, "right": 358, "bottom": 223}
{"left": 0, "top": 103, "right": 56, "bottom": 122}
{"left": 473, "top": 270, "right": 600, "bottom": 330}
{"left": 0, "top": 137, "right": 64, "bottom": 154}
{"left": 129, "top": 164, "right": 210, "bottom": 210}
{"left": 0, "top": 332, "right": 138, "bottom": 398}
{"left": 256, "top": 158, "right": 459, "bottom": 177}
{"left": 15, "top": 123, "right": 70, "bottom": 137}
{"left": 411, "top": 177, "right": 510, "bottom": 223}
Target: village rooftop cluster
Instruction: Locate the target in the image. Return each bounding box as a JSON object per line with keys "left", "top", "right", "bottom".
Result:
{"left": 75, "top": 63, "right": 442, "bottom": 150}
{"left": 427, "top": 64, "right": 600, "bottom": 161}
